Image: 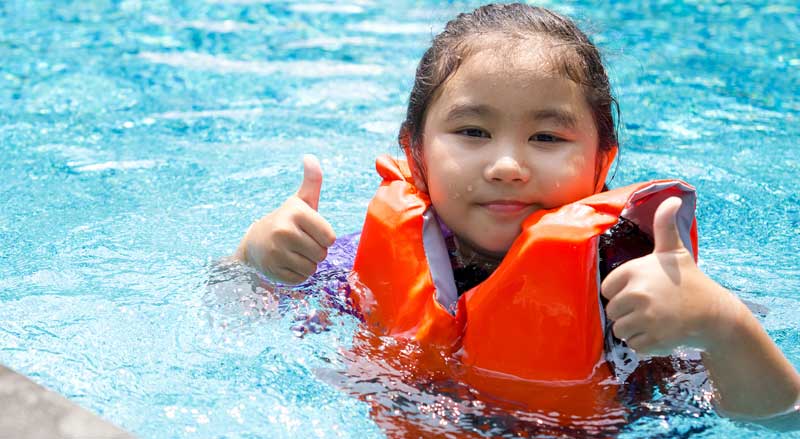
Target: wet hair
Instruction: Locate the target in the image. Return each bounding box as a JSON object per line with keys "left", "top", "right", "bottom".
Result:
{"left": 400, "top": 3, "right": 619, "bottom": 177}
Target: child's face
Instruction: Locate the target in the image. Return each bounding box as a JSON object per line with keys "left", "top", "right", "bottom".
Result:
{"left": 414, "top": 43, "right": 614, "bottom": 259}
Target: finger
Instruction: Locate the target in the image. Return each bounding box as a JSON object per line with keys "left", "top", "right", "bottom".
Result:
{"left": 272, "top": 266, "right": 309, "bottom": 286}
{"left": 605, "top": 291, "right": 641, "bottom": 321}
{"left": 611, "top": 314, "right": 646, "bottom": 342}
{"left": 653, "top": 196, "right": 684, "bottom": 254}
{"left": 276, "top": 251, "right": 318, "bottom": 282}
{"left": 600, "top": 263, "right": 633, "bottom": 300}
{"left": 625, "top": 332, "right": 653, "bottom": 353}
{"left": 289, "top": 228, "right": 329, "bottom": 263}
{"left": 285, "top": 250, "right": 318, "bottom": 276}
{"left": 295, "top": 206, "right": 337, "bottom": 248}
{"left": 296, "top": 154, "right": 323, "bottom": 210}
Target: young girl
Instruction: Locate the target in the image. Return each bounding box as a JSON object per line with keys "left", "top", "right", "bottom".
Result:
{"left": 233, "top": 3, "right": 800, "bottom": 426}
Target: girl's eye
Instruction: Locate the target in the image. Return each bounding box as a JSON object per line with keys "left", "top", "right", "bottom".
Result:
{"left": 458, "top": 128, "right": 490, "bottom": 138}
{"left": 530, "top": 133, "right": 563, "bottom": 142}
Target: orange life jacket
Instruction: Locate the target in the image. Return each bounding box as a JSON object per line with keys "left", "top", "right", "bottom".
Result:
{"left": 350, "top": 154, "right": 698, "bottom": 414}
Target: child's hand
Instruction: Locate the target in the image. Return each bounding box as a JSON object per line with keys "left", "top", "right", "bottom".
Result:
{"left": 234, "top": 155, "right": 336, "bottom": 285}
{"left": 601, "top": 197, "right": 739, "bottom": 356}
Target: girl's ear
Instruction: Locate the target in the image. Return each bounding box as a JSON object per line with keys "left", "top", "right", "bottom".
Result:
{"left": 407, "top": 154, "right": 428, "bottom": 193}
{"left": 399, "top": 127, "right": 428, "bottom": 192}
{"left": 595, "top": 146, "right": 618, "bottom": 192}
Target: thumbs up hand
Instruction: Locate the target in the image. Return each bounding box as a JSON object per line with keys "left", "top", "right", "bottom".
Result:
{"left": 601, "top": 197, "right": 738, "bottom": 355}
{"left": 296, "top": 154, "right": 323, "bottom": 211}
{"left": 235, "top": 155, "right": 337, "bottom": 285}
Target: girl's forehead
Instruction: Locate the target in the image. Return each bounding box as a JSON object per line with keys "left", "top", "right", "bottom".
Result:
{"left": 462, "top": 33, "right": 568, "bottom": 73}
{"left": 437, "top": 50, "right": 584, "bottom": 103}
{"left": 440, "top": 38, "right": 577, "bottom": 97}
{"left": 454, "top": 53, "right": 558, "bottom": 84}
{"left": 426, "top": 44, "right": 595, "bottom": 128}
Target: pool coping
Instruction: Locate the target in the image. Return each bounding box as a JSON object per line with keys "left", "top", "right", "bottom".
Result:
{"left": 0, "top": 363, "right": 135, "bottom": 438}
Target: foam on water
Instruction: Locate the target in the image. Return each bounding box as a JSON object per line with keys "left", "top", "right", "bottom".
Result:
{"left": 1, "top": 1, "right": 799, "bottom": 438}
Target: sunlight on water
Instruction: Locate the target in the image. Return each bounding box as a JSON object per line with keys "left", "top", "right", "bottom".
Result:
{"left": 1, "top": 0, "right": 798, "bottom": 437}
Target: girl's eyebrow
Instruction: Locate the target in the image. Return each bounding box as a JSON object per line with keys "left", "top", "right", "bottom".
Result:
{"left": 444, "top": 104, "right": 578, "bottom": 129}
{"left": 526, "top": 109, "right": 578, "bottom": 129}
{"left": 443, "top": 103, "right": 492, "bottom": 122}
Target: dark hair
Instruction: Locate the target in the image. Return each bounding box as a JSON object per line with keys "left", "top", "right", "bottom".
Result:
{"left": 400, "top": 3, "right": 619, "bottom": 176}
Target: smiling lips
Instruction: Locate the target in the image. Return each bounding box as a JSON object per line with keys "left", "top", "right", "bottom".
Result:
{"left": 479, "top": 200, "right": 533, "bottom": 216}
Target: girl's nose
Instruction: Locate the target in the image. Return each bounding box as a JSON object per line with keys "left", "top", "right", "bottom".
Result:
{"left": 484, "top": 155, "right": 530, "bottom": 183}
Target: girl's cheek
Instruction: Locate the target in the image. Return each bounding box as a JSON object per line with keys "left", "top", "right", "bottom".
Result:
{"left": 537, "top": 157, "right": 595, "bottom": 205}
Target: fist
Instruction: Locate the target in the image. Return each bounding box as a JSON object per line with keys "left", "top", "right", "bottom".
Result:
{"left": 601, "top": 197, "right": 729, "bottom": 355}
{"left": 236, "top": 155, "right": 336, "bottom": 285}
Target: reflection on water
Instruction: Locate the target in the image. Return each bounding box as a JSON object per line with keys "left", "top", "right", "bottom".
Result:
{"left": 204, "top": 263, "right": 717, "bottom": 438}
{"left": 1, "top": 0, "right": 798, "bottom": 437}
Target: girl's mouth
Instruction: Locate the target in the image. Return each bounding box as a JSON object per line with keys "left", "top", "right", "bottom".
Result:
{"left": 479, "top": 200, "right": 532, "bottom": 215}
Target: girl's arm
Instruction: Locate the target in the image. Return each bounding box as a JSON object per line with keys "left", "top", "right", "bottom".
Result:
{"left": 700, "top": 297, "right": 800, "bottom": 423}
{"left": 601, "top": 197, "right": 800, "bottom": 423}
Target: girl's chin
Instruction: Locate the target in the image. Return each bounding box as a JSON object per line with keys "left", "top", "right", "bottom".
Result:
{"left": 479, "top": 232, "right": 521, "bottom": 254}
{"left": 459, "top": 236, "right": 515, "bottom": 262}
{"left": 476, "top": 243, "right": 512, "bottom": 259}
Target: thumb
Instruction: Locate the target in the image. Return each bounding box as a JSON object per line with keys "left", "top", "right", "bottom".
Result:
{"left": 653, "top": 196, "right": 684, "bottom": 253}
{"left": 296, "top": 154, "right": 322, "bottom": 210}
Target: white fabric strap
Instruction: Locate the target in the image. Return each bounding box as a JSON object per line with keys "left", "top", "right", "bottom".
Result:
{"left": 619, "top": 181, "right": 697, "bottom": 258}
{"left": 421, "top": 208, "right": 458, "bottom": 314}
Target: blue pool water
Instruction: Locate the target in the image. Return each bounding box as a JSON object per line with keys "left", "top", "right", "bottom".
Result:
{"left": 1, "top": 0, "right": 799, "bottom": 437}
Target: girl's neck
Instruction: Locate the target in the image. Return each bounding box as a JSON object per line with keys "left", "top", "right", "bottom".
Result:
{"left": 436, "top": 212, "right": 504, "bottom": 272}
{"left": 452, "top": 236, "right": 503, "bottom": 272}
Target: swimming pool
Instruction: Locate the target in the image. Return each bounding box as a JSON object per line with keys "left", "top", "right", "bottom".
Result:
{"left": 1, "top": 0, "right": 799, "bottom": 437}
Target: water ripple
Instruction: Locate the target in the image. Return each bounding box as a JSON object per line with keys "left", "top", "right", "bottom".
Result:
{"left": 140, "top": 51, "right": 384, "bottom": 77}
{"left": 346, "top": 21, "right": 440, "bottom": 34}
{"left": 71, "top": 160, "right": 162, "bottom": 173}
{"left": 288, "top": 3, "right": 366, "bottom": 14}
{"left": 144, "top": 15, "right": 259, "bottom": 33}
{"left": 283, "top": 36, "right": 381, "bottom": 50}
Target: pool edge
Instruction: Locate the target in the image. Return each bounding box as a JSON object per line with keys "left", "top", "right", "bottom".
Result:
{"left": 0, "top": 364, "right": 135, "bottom": 439}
